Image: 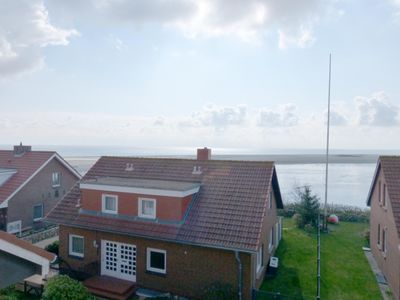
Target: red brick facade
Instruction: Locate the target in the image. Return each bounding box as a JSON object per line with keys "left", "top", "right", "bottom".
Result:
{"left": 81, "top": 189, "right": 192, "bottom": 221}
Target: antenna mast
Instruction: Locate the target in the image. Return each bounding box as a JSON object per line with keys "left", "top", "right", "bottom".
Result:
{"left": 324, "top": 54, "right": 332, "bottom": 228}
{"left": 317, "top": 53, "right": 332, "bottom": 300}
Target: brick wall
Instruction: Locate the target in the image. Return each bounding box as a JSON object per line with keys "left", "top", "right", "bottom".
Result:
{"left": 59, "top": 225, "right": 253, "bottom": 300}
{"left": 370, "top": 168, "right": 400, "bottom": 299}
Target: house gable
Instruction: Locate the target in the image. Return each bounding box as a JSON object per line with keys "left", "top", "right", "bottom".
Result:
{"left": 47, "top": 156, "right": 283, "bottom": 252}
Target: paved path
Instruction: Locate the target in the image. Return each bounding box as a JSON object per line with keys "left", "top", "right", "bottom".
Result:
{"left": 34, "top": 236, "right": 58, "bottom": 249}
{"left": 363, "top": 248, "right": 392, "bottom": 300}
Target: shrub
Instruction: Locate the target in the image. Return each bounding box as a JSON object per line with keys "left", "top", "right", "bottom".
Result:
{"left": 42, "top": 275, "right": 95, "bottom": 300}
{"left": 0, "top": 286, "right": 19, "bottom": 300}
{"left": 203, "top": 282, "right": 235, "bottom": 300}
{"left": 45, "top": 240, "right": 59, "bottom": 256}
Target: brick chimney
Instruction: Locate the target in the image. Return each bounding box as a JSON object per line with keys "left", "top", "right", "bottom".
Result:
{"left": 197, "top": 147, "right": 211, "bottom": 161}
{"left": 13, "top": 142, "right": 31, "bottom": 156}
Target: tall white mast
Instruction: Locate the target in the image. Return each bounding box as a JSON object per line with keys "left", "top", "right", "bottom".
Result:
{"left": 324, "top": 54, "right": 332, "bottom": 228}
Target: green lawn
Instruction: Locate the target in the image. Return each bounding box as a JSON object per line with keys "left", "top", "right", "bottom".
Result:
{"left": 260, "top": 219, "right": 381, "bottom": 300}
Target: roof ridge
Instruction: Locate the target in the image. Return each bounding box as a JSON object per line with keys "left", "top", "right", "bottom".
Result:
{"left": 99, "top": 156, "right": 275, "bottom": 164}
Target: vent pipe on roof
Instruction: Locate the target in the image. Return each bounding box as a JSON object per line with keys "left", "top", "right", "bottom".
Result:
{"left": 13, "top": 143, "right": 31, "bottom": 156}
{"left": 197, "top": 147, "right": 211, "bottom": 160}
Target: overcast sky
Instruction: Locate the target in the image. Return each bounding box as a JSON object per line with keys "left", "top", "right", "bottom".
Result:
{"left": 1, "top": 0, "right": 400, "bottom": 152}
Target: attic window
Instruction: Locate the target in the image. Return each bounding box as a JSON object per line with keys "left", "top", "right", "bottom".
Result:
{"left": 192, "top": 166, "right": 202, "bottom": 175}
{"left": 125, "top": 163, "right": 134, "bottom": 171}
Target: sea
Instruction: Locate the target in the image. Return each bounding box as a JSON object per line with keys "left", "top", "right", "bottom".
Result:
{"left": 19, "top": 145, "right": 399, "bottom": 209}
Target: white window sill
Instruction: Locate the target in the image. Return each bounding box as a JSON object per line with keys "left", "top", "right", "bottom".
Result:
{"left": 102, "top": 210, "right": 118, "bottom": 215}
{"left": 139, "top": 214, "right": 156, "bottom": 219}
{"left": 52, "top": 184, "right": 60, "bottom": 188}
{"left": 69, "top": 252, "right": 84, "bottom": 258}
{"left": 33, "top": 218, "right": 43, "bottom": 222}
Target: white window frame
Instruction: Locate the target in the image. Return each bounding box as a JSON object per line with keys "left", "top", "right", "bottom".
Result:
{"left": 256, "top": 245, "right": 263, "bottom": 272}
{"left": 52, "top": 172, "right": 61, "bottom": 187}
{"left": 102, "top": 194, "right": 118, "bottom": 214}
{"left": 146, "top": 247, "right": 166, "bottom": 274}
{"left": 139, "top": 198, "right": 156, "bottom": 219}
{"left": 33, "top": 203, "right": 44, "bottom": 221}
{"left": 69, "top": 234, "right": 84, "bottom": 258}
{"left": 269, "top": 227, "right": 274, "bottom": 252}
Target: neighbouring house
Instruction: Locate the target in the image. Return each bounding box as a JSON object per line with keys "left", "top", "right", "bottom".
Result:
{"left": 0, "top": 144, "right": 81, "bottom": 234}
{"left": 0, "top": 230, "right": 56, "bottom": 288}
{"left": 46, "top": 148, "right": 283, "bottom": 300}
{"left": 367, "top": 156, "right": 400, "bottom": 299}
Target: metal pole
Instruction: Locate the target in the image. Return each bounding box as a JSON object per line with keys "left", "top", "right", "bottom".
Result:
{"left": 323, "top": 54, "right": 332, "bottom": 230}
{"left": 317, "top": 213, "right": 321, "bottom": 299}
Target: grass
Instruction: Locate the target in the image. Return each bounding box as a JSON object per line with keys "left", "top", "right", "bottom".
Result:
{"left": 260, "top": 218, "right": 381, "bottom": 300}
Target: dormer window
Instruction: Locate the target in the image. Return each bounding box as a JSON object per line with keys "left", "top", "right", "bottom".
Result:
{"left": 139, "top": 198, "right": 156, "bottom": 219}
{"left": 52, "top": 172, "right": 61, "bottom": 187}
{"left": 102, "top": 194, "right": 118, "bottom": 214}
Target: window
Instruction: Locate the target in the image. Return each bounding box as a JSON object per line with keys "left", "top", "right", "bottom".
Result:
{"left": 378, "top": 181, "right": 381, "bottom": 203}
{"left": 69, "top": 234, "right": 84, "bottom": 257}
{"left": 269, "top": 227, "right": 274, "bottom": 251}
{"left": 102, "top": 194, "right": 118, "bottom": 214}
{"left": 377, "top": 224, "right": 381, "bottom": 246}
{"left": 52, "top": 172, "right": 60, "bottom": 187}
{"left": 382, "top": 228, "right": 387, "bottom": 254}
{"left": 383, "top": 184, "right": 387, "bottom": 207}
{"left": 33, "top": 204, "right": 43, "bottom": 221}
{"left": 256, "top": 245, "right": 263, "bottom": 272}
{"left": 146, "top": 248, "right": 166, "bottom": 274}
{"left": 139, "top": 198, "right": 156, "bottom": 219}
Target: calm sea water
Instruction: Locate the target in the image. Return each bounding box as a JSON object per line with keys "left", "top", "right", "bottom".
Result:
{"left": 275, "top": 164, "right": 376, "bottom": 208}
{"left": 65, "top": 155, "right": 376, "bottom": 209}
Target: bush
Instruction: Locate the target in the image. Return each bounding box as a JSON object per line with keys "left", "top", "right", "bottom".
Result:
{"left": 0, "top": 286, "right": 19, "bottom": 300}
{"left": 42, "top": 275, "right": 95, "bottom": 300}
{"left": 203, "top": 282, "right": 235, "bottom": 300}
{"left": 45, "top": 241, "right": 59, "bottom": 256}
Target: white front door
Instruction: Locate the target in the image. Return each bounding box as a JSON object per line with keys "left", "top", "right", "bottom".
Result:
{"left": 101, "top": 240, "right": 137, "bottom": 282}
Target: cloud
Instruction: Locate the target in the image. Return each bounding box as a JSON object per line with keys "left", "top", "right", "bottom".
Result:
{"left": 51, "top": 0, "right": 338, "bottom": 46}
{"left": 258, "top": 103, "right": 298, "bottom": 127}
{"left": 180, "top": 104, "right": 247, "bottom": 129}
{"left": 391, "top": 0, "right": 400, "bottom": 19}
{"left": 355, "top": 92, "right": 399, "bottom": 126}
{"left": 0, "top": 0, "right": 78, "bottom": 78}
{"left": 325, "top": 109, "right": 348, "bottom": 126}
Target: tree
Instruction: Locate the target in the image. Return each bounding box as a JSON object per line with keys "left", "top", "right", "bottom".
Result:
{"left": 42, "top": 275, "right": 95, "bottom": 300}
{"left": 293, "top": 185, "right": 320, "bottom": 229}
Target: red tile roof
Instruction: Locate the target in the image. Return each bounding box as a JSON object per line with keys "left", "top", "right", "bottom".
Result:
{"left": 0, "top": 230, "right": 56, "bottom": 262}
{"left": 0, "top": 151, "right": 57, "bottom": 206}
{"left": 46, "top": 157, "right": 283, "bottom": 252}
{"left": 0, "top": 150, "right": 81, "bottom": 207}
{"left": 368, "top": 156, "right": 400, "bottom": 237}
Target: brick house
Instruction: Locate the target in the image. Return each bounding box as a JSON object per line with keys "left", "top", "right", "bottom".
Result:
{"left": 46, "top": 148, "right": 283, "bottom": 299}
{"left": 0, "top": 144, "right": 81, "bottom": 233}
{"left": 367, "top": 156, "right": 400, "bottom": 299}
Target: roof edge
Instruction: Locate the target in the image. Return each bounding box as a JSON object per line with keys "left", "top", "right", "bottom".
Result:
{"left": 47, "top": 221, "right": 256, "bottom": 254}
{"left": 366, "top": 159, "right": 381, "bottom": 207}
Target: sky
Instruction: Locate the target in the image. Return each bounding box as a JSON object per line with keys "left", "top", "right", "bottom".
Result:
{"left": 1, "top": 0, "right": 400, "bottom": 153}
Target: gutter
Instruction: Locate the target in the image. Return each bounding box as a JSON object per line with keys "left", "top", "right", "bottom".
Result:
{"left": 235, "top": 251, "right": 243, "bottom": 300}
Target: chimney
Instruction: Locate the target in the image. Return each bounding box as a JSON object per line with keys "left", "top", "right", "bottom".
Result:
{"left": 197, "top": 147, "right": 211, "bottom": 161}
{"left": 13, "top": 142, "right": 31, "bottom": 156}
